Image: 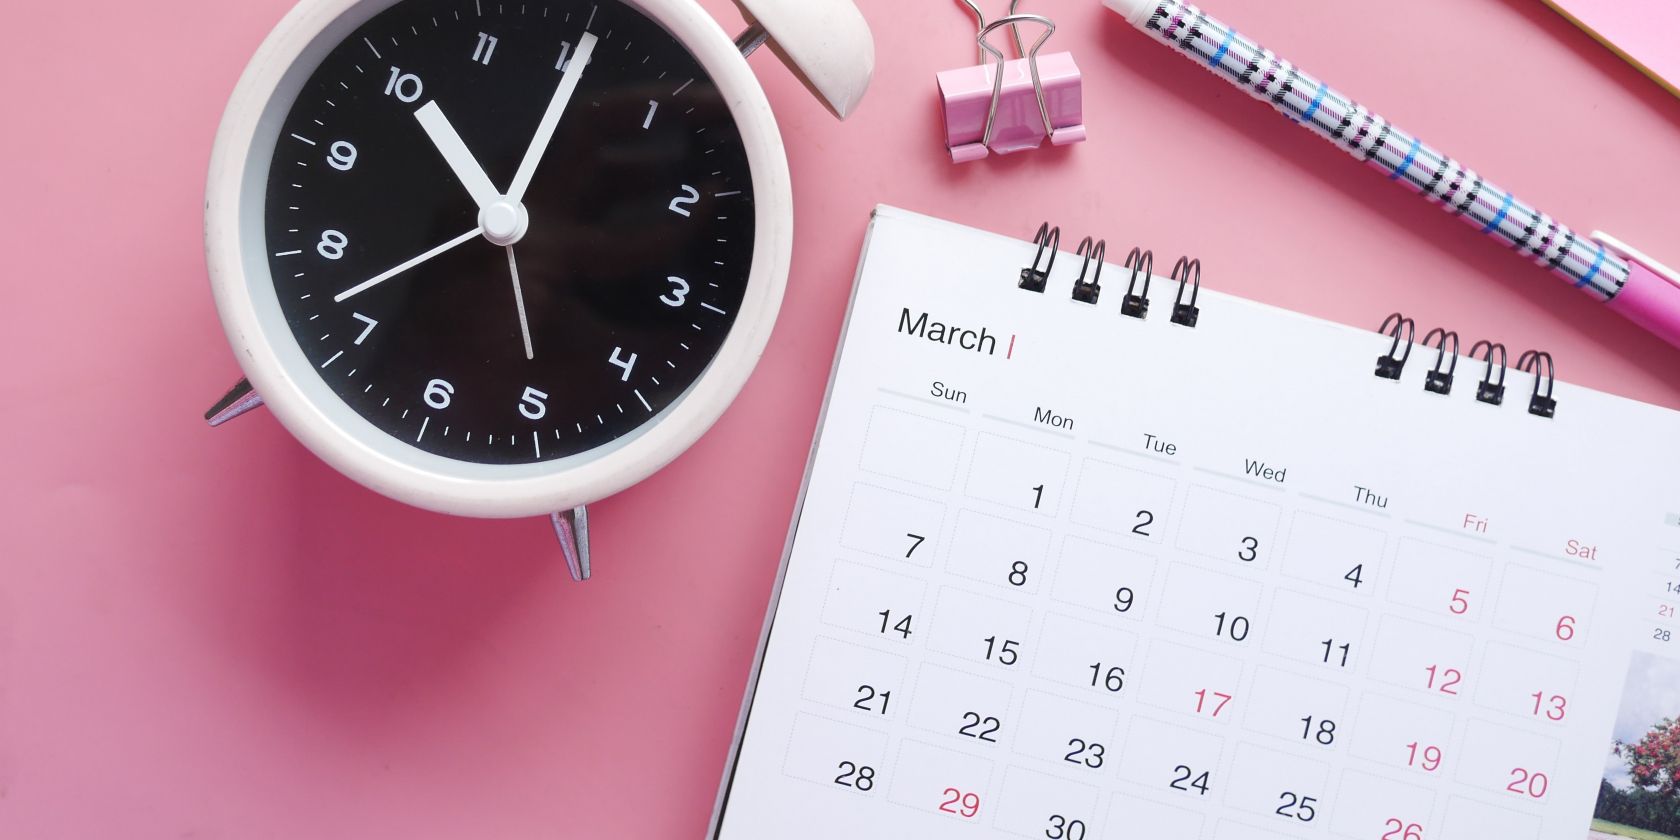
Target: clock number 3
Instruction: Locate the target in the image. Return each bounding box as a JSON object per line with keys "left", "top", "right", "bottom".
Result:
{"left": 661, "top": 276, "right": 691, "bottom": 308}
{"left": 609, "top": 347, "right": 638, "bottom": 382}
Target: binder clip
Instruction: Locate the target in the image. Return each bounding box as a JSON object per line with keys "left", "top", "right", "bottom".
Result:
{"left": 937, "top": 1, "right": 1086, "bottom": 163}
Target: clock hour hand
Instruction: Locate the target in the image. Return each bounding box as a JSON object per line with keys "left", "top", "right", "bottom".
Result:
{"left": 506, "top": 31, "right": 598, "bottom": 203}
{"left": 334, "top": 227, "right": 481, "bottom": 302}
{"left": 415, "top": 101, "right": 502, "bottom": 210}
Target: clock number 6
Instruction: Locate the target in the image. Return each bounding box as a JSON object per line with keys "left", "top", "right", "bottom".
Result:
{"left": 661, "top": 276, "right": 690, "bottom": 308}
{"left": 609, "top": 347, "right": 638, "bottom": 382}
{"left": 423, "top": 379, "right": 455, "bottom": 410}
{"left": 519, "top": 387, "right": 549, "bottom": 421}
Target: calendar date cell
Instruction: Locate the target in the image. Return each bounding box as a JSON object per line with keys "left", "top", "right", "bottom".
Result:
{"left": 1030, "top": 612, "right": 1139, "bottom": 698}
{"left": 859, "top": 406, "right": 965, "bottom": 490}
{"left": 1049, "top": 536, "right": 1158, "bottom": 623}
{"left": 906, "top": 662, "right": 1014, "bottom": 747}
{"left": 888, "top": 739, "right": 995, "bottom": 818}
{"left": 1011, "top": 690, "right": 1119, "bottom": 772}
{"left": 1262, "top": 589, "right": 1370, "bottom": 671}
{"left": 820, "top": 561, "right": 928, "bottom": 644}
{"left": 1439, "top": 796, "right": 1542, "bottom": 840}
{"left": 781, "top": 713, "right": 892, "bottom": 793}
{"left": 1348, "top": 692, "right": 1456, "bottom": 776}
{"left": 1155, "top": 564, "right": 1265, "bottom": 645}
{"left": 1106, "top": 794, "right": 1205, "bottom": 840}
{"left": 1070, "top": 459, "right": 1177, "bottom": 543}
{"left": 1491, "top": 563, "right": 1598, "bottom": 645}
{"left": 1281, "top": 511, "right": 1386, "bottom": 597}
{"left": 801, "top": 637, "right": 909, "bottom": 720}
{"left": 992, "top": 767, "right": 1100, "bottom": 840}
{"left": 1244, "top": 668, "right": 1350, "bottom": 749}
{"left": 1175, "top": 485, "right": 1283, "bottom": 569}
{"left": 927, "top": 587, "right": 1035, "bottom": 669}
{"left": 1455, "top": 719, "right": 1560, "bottom": 800}
{"left": 947, "top": 510, "right": 1053, "bottom": 595}
{"left": 1224, "top": 743, "right": 1331, "bottom": 826}
{"left": 1118, "top": 715, "right": 1226, "bottom": 796}
{"left": 1139, "top": 639, "right": 1245, "bottom": 721}
{"left": 1472, "top": 641, "right": 1579, "bottom": 722}
{"left": 1331, "top": 769, "right": 1435, "bottom": 840}
{"left": 1387, "top": 538, "right": 1493, "bottom": 620}
{"left": 966, "top": 432, "right": 1072, "bottom": 516}
{"left": 1367, "top": 615, "right": 1474, "bottom": 698}
{"left": 840, "top": 483, "right": 947, "bottom": 568}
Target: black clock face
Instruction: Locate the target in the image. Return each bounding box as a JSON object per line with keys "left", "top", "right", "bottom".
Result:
{"left": 265, "top": 0, "right": 755, "bottom": 465}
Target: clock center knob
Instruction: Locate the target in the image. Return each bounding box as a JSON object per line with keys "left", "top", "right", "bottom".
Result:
{"left": 480, "top": 201, "right": 529, "bottom": 246}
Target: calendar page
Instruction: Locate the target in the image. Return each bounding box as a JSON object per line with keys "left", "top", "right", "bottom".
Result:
{"left": 710, "top": 207, "right": 1680, "bottom": 840}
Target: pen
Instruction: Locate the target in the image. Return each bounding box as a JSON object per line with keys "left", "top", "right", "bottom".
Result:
{"left": 1101, "top": 0, "right": 1680, "bottom": 350}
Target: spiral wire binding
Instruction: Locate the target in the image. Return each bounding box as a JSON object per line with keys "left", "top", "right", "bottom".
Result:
{"left": 1072, "top": 237, "right": 1106, "bottom": 303}
{"left": 1171, "top": 258, "right": 1202, "bottom": 327}
{"left": 1471, "top": 340, "right": 1508, "bottom": 406}
{"left": 1020, "top": 222, "right": 1059, "bottom": 292}
{"left": 1374, "top": 313, "right": 1416, "bottom": 380}
{"left": 1422, "top": 328, "right": 1459, "bottom": 396}
{"left": 1518, "top": 350, "right": 1558, "bottom": 419}
{"left": 1120, "top": 248, "right": 1155, "bottom": 319}
{"left": 1372, "top": 316, "right": 1557, "bottom": 418}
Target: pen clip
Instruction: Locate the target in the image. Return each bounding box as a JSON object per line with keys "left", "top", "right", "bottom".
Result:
{"left": 1592, "top": 231, "right": 1680, "bottom": 290}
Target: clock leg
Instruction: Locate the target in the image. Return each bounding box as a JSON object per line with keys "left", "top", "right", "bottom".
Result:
{"left": 205, "top": 378, "right": 266, "bottom": 427}
{"left": 550, "top": 506, "right": 591, "bottom": 582}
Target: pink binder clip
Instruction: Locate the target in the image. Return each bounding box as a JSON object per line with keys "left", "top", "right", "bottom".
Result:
{"left": 938, "top": 2, "right": 1085, "bottom": 163}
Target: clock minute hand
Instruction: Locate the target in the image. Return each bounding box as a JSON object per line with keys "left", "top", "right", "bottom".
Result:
{"left": 506, "top": 31, "right": 598, "bottom": 203}
{"left": 334, "top": 227, "right": 482, "bottom": 303}
{"left": 415, "top": 101, "right": 502, "bottom": 210}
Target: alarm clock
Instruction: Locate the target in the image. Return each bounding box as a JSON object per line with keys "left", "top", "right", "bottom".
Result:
{"left": 203, "top": 0, "right": 873, "bottom": 579}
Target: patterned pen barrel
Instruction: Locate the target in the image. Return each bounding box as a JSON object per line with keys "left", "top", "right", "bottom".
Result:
{"left": 1106, "top": 0, "right": 1631, "bottom": 302}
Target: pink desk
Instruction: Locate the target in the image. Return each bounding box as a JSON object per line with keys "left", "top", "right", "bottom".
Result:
{"left": 2, "top": 0, "right": 1678, "bottom": 836}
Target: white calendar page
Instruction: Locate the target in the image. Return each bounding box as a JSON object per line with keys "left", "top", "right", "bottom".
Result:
{"left": 710, "top": 206, "right": 1680, "bottom": 840}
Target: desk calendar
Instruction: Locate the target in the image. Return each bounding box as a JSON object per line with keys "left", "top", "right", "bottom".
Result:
{"left": 710, "top": 207, "right": 1680, "bottom": 840}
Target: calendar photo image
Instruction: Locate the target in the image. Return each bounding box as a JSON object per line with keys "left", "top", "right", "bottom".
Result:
{"left": 709, "top": 208, "right": 1680, "bottom": 840}
{"left": 1593, "top": 652, "right": 1680, "bottom": 840}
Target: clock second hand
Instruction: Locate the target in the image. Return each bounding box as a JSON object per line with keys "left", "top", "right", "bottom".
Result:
{"left": 333, "top": 227, "right": 481, "bottom": 302}
{"left": 506, "top": 245, "right": 535, "bottom": 360}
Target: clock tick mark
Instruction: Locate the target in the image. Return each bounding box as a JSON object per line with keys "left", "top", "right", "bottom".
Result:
{"left": 362, "top": 37, "right": 382, "bottom": 59}
{"left": 320, "top": 351, "right": 344, "bottom": 369}
{"left": 701, "top": 302, "right": 728, "bottom": 315}
{"left": 275, "top": 250, "right": 302, "bottom": 257}
{"left": 651, "top": 377, "right": 661, "bottom": 385}
{"left": 714, "top": 190, "right": 741, "bottom": 197}
{"left": 532, "top": 432, "right": 541, "bottom": 458}
{"left": 635, "top": 390, "right": 652, "bottom": 412}
{"left": 401, "top": 409, "right": 409, "bottom": 419}
{"left": 616, "top": 404, "right": 624, "bottom": 414}
{"left": 417, "top": 417, "right": 430, "bottom": 442}
{"left": 290, "top": 134, "right": 317, "bottom": 146}
{"left": 364, "top": 384, "right": 373, "bottom": 393}
{"left": 382, "top": 398, "right": 390, "bottom": 407}
{"left": 586, "top": 5, "right": 597, "bottom": 28}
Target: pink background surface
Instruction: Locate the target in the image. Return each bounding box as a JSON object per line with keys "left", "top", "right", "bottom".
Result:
{"left": 2, "top": 0, "right": 1678, "bottom": 836}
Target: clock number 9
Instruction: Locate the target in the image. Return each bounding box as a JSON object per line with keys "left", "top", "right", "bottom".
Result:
{"left": 519, "top": 387, "right": 549, "bottom": 421}
{"left": 326, "top": 141, "right": 358, "bottom": 172}
{"left": 317, "top": 230, "right": 348, "bottom": 260}
{"left": 424, "top": 379, "right": 455, "bottom": 410}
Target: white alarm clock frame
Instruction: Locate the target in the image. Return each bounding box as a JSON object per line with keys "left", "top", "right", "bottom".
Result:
{"left": 204, "top": 0, "right": 873, "bottom": 579}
